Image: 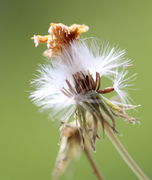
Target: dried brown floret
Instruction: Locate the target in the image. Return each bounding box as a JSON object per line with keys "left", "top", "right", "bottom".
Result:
{"left": 52, "top": 122, "right": 81, "bottom": 180}
{"left": 31, "top": 23, "right": 89, "bottom": 58}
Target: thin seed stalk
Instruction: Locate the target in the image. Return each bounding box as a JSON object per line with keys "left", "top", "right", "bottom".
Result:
{"left": 104, "top": 123, "right": 149, "bottom": 180}
{"left": 83, "top": 146, "right": 104, "bottom": 180}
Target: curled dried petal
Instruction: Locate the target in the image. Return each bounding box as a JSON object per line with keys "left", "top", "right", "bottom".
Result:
{"left": 31, "top": 23, "right": 89, "bottom": 58}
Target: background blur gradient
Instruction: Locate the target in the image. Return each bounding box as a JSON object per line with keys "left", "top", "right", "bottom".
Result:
{"left": 0, "top": 0, "right": 152, "bottom": 179}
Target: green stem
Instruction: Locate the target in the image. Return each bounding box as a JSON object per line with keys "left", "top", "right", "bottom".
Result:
{"left": 104, "top": 123, "right": 149, "bottom": 180}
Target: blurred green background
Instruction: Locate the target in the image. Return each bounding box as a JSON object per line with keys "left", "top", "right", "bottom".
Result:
{"left": 0, "top": 0, "right": 152, "bottom": 179}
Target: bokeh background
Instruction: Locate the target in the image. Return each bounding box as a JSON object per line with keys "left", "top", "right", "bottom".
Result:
{"left": 1, "top": 0, "right": 152, "bottom": 179}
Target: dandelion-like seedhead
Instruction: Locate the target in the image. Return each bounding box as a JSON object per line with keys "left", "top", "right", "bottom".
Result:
{"left": 30, "top": 23, "right": 141, "bottom": 179}
{"left": 30, "top": 39, "right": 137, "bottom": 123}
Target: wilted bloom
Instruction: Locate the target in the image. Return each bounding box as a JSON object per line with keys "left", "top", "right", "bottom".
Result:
{"left": 52, "top": 121, "right": 81, "bottom": 179}
{"left": 31, "top": 23, "right": 89, "bottom": 58}
{"left": 30, "top": 28, "right": 139, "bottom": 149}
{"left": 52, "top": 115, "right": 104, "bottom": 179}
{"left": 30, "top": 23, "right": 147, "bottom": 180}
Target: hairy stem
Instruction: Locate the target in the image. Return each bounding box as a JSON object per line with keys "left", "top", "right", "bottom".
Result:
{"left": 83, "top": 146, "right": 104, "bottom": 180}
{"left": 104, "top": 123, "right": 149, "bottom": 180}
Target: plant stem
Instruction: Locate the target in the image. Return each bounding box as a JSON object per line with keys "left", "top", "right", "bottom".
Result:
{"left": 104, "top": 123, "right": 149, "bottom": 180}
{"left": 83, "top": 146, "right": 104, "bottom": 180}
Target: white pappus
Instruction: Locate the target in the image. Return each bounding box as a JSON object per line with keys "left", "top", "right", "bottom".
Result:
{"left": 30, "top": 39, "right": 137, "bottom": 123}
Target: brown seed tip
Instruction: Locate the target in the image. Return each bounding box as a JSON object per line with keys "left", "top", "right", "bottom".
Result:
{"left": 31, "top": 23, "right": 89, "bottom": 58}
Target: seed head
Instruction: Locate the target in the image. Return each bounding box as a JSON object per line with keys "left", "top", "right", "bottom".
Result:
{"left": 30, "top": 23, "right": 140, "bottom": 178}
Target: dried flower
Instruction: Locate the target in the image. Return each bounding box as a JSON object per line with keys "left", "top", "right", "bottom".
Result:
{"left": 52, "top": 121, "right": 81, "bottom": 179}
{"left": 53, "top": 116, "right": 101, "bottom": 179}
{"left": 31, "top": 23, "right": 89, "bottom": 58}
{"left": 30, "top": 33, "right": 139, "bottom": 153}
{"left": 30, "top": 23, "right": 149, "bottom": 180}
